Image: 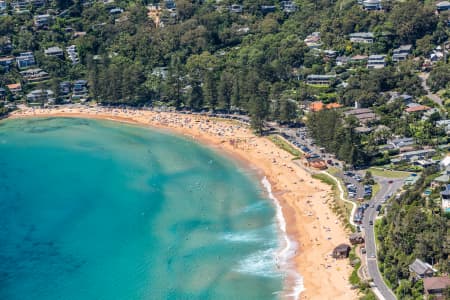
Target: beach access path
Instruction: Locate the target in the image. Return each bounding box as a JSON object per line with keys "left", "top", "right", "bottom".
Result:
{"left": 8, "top": 106, "right": 358, "bottom": 300}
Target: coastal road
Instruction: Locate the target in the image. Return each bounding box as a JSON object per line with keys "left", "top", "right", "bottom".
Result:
{"left": 363, "top": 177, "right": 403, "bottom": 300}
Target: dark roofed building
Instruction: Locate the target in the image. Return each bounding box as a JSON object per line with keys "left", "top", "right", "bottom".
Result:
{"left": 437, "top": 1, "right": 450, "bottom": 12}
{"left": 332, "top": 244, "right": 351, "bottom": 259}
{"left": 260, "top": 5, "right": 276, "bottom": 14}
{"left": 441, "top": 184, "right": 450, "bottom": 200}
{"left": 362, "top": 0, "right": 382, "bottom": 10}
{"left": 409, "top": 258, "right": 436, "bottom": 280}
{"left": 393, "top": 45, "right": 412, "bottom": 62}
{"left": 367, "top": 54, "right": 386, "bottom": 69}
{"left": 349, "top": 32, "right": 374, "bottom": 43}
{"left": 344, "top": 108, "right": 378, "bottom": 124}
{"left": 306, "top": 74, "right": 336, "bottom": 85}
{"left": 0, "top": 87, "right": 6, "bottom": 100}
{"left": 423, "top": 276, "right": 450, "bottom": 299}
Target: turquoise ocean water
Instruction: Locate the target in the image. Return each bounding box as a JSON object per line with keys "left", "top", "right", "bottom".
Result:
{"left": 0, "top": 117, "right": 284, "bottom": 300}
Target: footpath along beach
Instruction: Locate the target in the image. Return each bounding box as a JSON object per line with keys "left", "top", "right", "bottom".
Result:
{"left": 8, "top": 106, "right": 357, "bottom": 300}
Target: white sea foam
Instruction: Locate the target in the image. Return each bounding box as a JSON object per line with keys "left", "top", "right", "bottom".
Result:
{"left": 261, "top": 177, "right": 305, "bottom": 300}
{"left": 241, "top": 200, "right": 268, "bottom": 213}
{"left": 235, "top": 248, "right": 281, "bottom": 278}
{"left": 221, "top": 231, "right": 262, "bottom": 243}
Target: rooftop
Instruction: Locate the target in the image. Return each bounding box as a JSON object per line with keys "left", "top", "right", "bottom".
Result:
{"left": 309, "top": 101, "right": 342, "bottom": 112}
{"left": 405, "top": 105, "right": 431, "bottom": 113}
{"left": 423, "top": 276, "right": 450, "bottom": 291}
{"left": 349, "top": 32, "right": 374, "bottom": 38}
{"left": 409, "top": 258, "right": 435, "bottom": 275}
{"left": 6, "top": 83, "right": 21, "bottom": 90}
{"left": 436, "top": 1, "right": 450, "bottom": 7}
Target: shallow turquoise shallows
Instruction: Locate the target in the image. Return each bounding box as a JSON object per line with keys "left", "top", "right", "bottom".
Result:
{"left": 0, "top": 118, "right": 282, "bottom": 300}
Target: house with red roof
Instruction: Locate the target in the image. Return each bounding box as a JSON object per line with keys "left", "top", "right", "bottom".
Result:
{"left": 423, "top": 276, "right": 450, "bottom": 299}
{"left": 405, "top": 103, "right": 431, "bottom": 114}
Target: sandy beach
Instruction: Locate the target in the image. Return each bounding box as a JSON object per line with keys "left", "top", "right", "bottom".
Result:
{"left": 8, "top": 106, "right": 357, "bottom": 300}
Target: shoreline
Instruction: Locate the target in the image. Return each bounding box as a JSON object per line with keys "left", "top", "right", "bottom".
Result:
{"left": 6, "top": 106, "right": 357, "bottom": 300}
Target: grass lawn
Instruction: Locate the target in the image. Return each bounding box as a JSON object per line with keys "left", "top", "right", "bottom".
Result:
{"left": 267, "top": 135, "right": 302, "bottom": 159}
{"left": 313, "top": 172, "right": 354, "bottom": 230}
{"left": 326, "top": 166, "right": 341, "bottom": 175}
{"left": 372, "top": 183, "right": 380, "bottom": 199}
{"left": 367, "top": 167, "right": 410, "bottom": 179}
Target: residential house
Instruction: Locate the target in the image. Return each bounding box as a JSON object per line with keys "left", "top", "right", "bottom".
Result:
{"left": 367, "top": 54, "right": 386, "bottom": 69}
{"left": 432, "top": 172, "right": 449, "bottom": 188}
{"left": 44, "top": 46, "right": 64, "bottom": 58}
{"left": 430, "top": 49, "right": 444, "bottom": 62}
{"left": 441, "top": 184, "right": 450, "bottom": 213}
{"left": 398, "top": 94, "right": 413, "bottom": 103}
{"left": 393, "top": 45, "right": 412, "bottom": 62}
{"left": 16, "top": 52, "right": 35, "bottom": 69}
{"left": 388, "top": 137, "right": 415, "bottom": 149}
{"left": 26, "top": 89, "right": 54, "bottom": 103}
{"left": 362, "top": 0, "right": 382, "bottom": 10}
{"left": 436, "top": 1, "right": 450, "bottom": 12}
{"left": 6, "top": 83, "right": 22, "bottom": 95}
{"left": 332, "top": 244, "right": 351, "bottom": 259}
{"left": 405, "top": 103, "right": 432, "bottom": 114}
{"left": 164, "top": 0, "right": 176, "bottom": 10}
{"left": 415, "top": 159, "right": 437, "bottom": 168}
{"left": 306, "top": 74, "right": 336, "bottom": 85}
{"left": 260, "top": 5, "right": 276, "bottom": 14}
{"left": 437, "top": 119, "right": 450, "bottom": 134}
{"left": 0, "top": 1, "right": 7, "bottom": 12}
{"left": 59, "top": 81, "right": 71, "bottom": 95}
{"left": 66, "top": 45, "right": 79, "bottom": 64}
{"left": 30, "top": 0, "right": 45, "bottom": 7}
{"left": 344, "top": 108, "right": 378, "bottom": 124}
{"left": 304, "top": 32, "right": 322, "bottom": 48}
{"left": 423, "top": 276, "right": 450, "bottom": 299}
{"left": 409, "top": 258, "right": 436, "bottom": 280}
{"left": 399, "top": 149, "right": 436, "bottom": 161}
{"left": 34, "top": 14, "right": 51, "bottom": 28}
{"left": 109, "top": 7, "right": 123, "bottom": 14}
{"left": 152, "top": 67, "right": 168, "bottom": 79}
{"left": 440, "top": 155, "right": 450, "bottom": 170}
{"left": 422, "top": 108, "right": 439, "bottom": 121}
{"left": 324, "top": 50, "right": 338, "bottom": 58}
{"left": 20, "top": 68, "right": 49, "bottom": 82}
{"left": 349, "top": 32, "right": 374, "bottom": 43}
{"left": 229, "top": 4, "right": 243, "bottom": 13}
{"left": 351, "top": 54, "right": 369, "bottom": 64}
{"left": 309, "top": 101, "right": 342, "bottom": 112}
{"left": 336, "top": 56, "right": 350, "bottom": 66}
{"left": 0, "top": 88, "right": 6, "bottom": 100}
{"left": 72, "top": 80, "right": 88, "bottom": 100}
{"left": 281, "top": 1, "right": 297, "bottom": 12}
{"left": 11, "top": 0, "right": 29, "bottom": 13}
{"left": 0, "top": 56, "right": 15, "bottom": 71}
